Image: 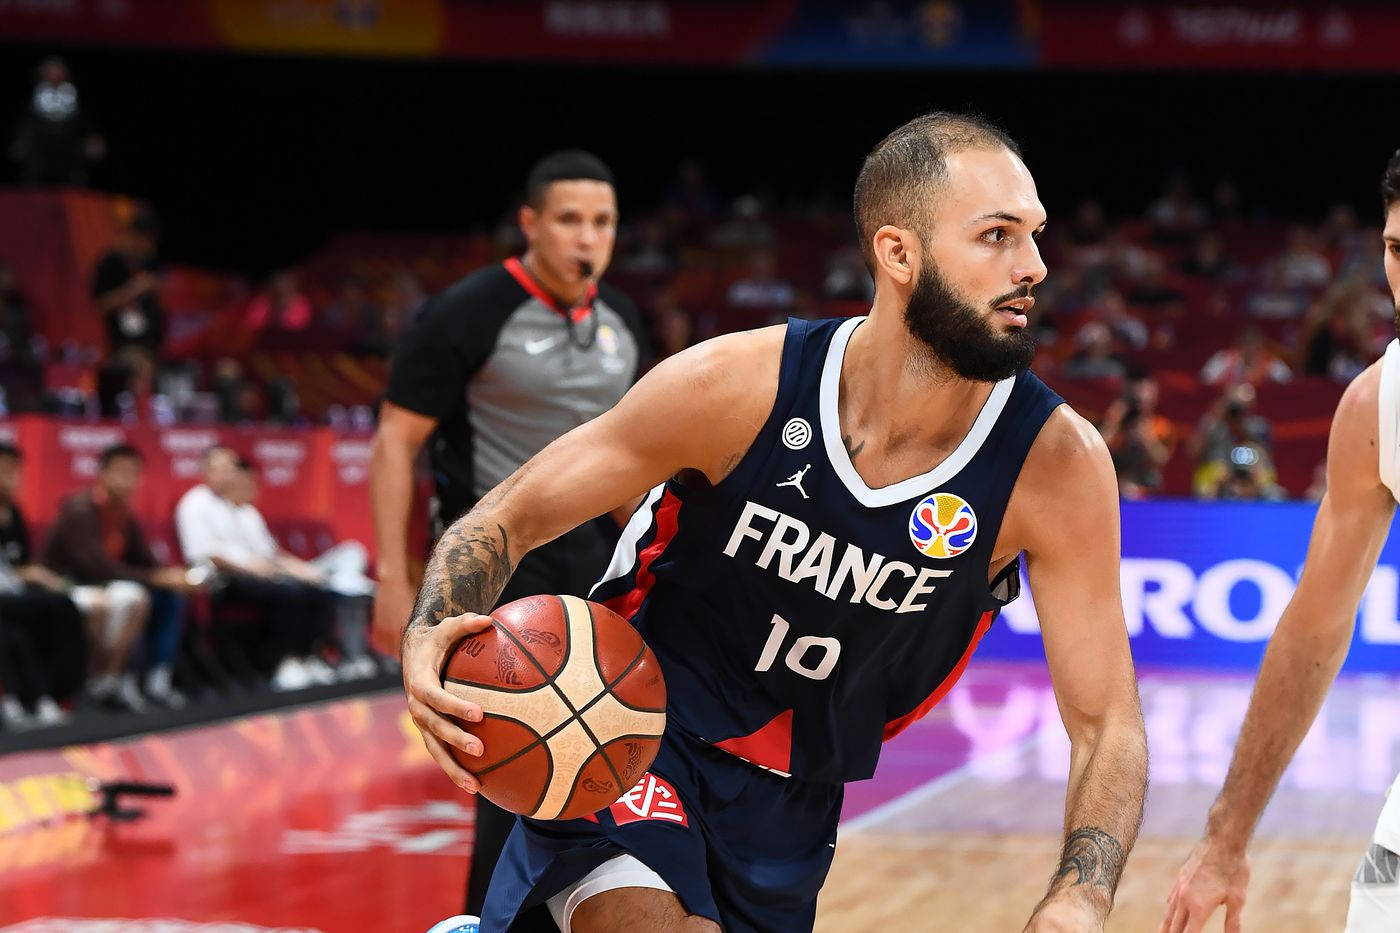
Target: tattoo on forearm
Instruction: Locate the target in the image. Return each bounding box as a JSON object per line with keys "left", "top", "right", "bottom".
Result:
{"left": 1053, "top": 826, "right": 1125, "bottom": 892}
{"left": 405, "top": 520, "right": 514, "bottom": 643}
{"left": 842, "top": 433, "right": 865, "bottom": 459}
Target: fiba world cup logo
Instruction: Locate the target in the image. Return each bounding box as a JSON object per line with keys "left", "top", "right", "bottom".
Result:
{"left": 909, "top": 492, "right": 978, "bottom": 559}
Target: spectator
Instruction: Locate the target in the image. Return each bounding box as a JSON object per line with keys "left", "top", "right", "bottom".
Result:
{"left": 1208, "top": 444, "right": 1287, "bottom": 501}
{"left": 92, "top": 209, "right": 165, "bottom": 403}
{"left": 1147, "top": 173, "right": 1207, "bottom": 242}
{"left": 822, "top": 244, "right": 874, "bottom": 302}
{"left": 1190, "top": 385, "right": 1279, "bottom": 498}
{"left": 0, "top": 261, "right": 32, "bottom": 359}
{"left": 387, "top": 269, "right": 428, "bottom": 336}
{"left": 1098, "top": 374, "right": 1176, "bottom": 499}
{"left": 244, "top": 270, "right": 312, "bottom": 336}
{"left": 1062, "top": 320, "right": 1127, "bottom": 380}
{"left": 618, "top": 219, "right": 677, "bottom": 279}
{"left": 1067, "top": 199, "right": 1110, "bottom": 248}
{"left": 323, "top": 277, "right": 389, "bottom": 356}
{"left": 1200, "top": 326, "right": 1292, "bottom": 386}
{"left": 1085, "top": 290, "right": 1149, "bottom": 351}
{"left": 710, "top": 194, "right": 775, "bottom": 250}
{"left": 651, "top": 293, "right": 695, "bottom": 360}
{"left": 1274, "top": 224, "right": 1332, "bottom": 290}
{"left": 1180, "top": 232, "right": 1235, "bottom": 282}
{"left": 1298, "top": 277, "right": 1374, "bottom": 382}
{"left": 726, "top": 249, "right": 794, "bottom": 311}
{"left": 42, "top": 444, "right": 192, "bottom": 710}
{"left": 7, "top": 56, "right": 104, "bottom": 186}
{"left": 1123, "top": 253, "right": 1185, "bottom": 312}
{"left": 0, "top": 444, "right": 86, "bottom": 728}
{"left": 1245, "top": 262, "right": 1311, "bottom": 319}
{"left": 174, "top": 448, "right": 366, "bottom": 690}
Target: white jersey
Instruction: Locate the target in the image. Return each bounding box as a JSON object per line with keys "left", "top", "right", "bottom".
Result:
{"left": 1379, "top": 339, "right": 1400, "bottom": 502}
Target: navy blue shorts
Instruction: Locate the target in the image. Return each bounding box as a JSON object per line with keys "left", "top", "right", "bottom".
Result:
{"left": 479, "top": 726, "right": 842, "bottom": 932}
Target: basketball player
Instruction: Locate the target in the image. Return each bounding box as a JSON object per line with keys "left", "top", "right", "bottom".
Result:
{"left": 371, "top": 151, "right": 649, "bottom": 918}
{"left": 1162, "top": 153, "right": 1400, "bottom": 933}
{"left": 402, "top": 113, "right": 1148, "bottom": 932}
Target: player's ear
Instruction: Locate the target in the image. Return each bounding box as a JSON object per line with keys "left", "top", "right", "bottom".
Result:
{"left": 871, "top": 225, "right": 917, "bottom": 287}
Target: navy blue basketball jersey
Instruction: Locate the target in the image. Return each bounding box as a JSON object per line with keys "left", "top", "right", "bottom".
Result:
{"left": 591, "top": 317, "right": 1064, "bottom": 784}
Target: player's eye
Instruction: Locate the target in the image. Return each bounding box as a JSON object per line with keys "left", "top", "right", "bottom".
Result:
{"left": 1389, "top": 243, "right": 1400, "bottom": 257}
{"left": 980, "top": 228, "right": 1008, "bottom": 244}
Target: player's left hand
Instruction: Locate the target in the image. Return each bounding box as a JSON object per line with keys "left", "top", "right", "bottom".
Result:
{"left": 402, "top": 611, "right": 494, "bottom": 793}
{"left": 1023, "top": 896, "right": 1104, "bottom": 933}
{"left": 1160, "top": 835, "right": 1248, "bottom": 933}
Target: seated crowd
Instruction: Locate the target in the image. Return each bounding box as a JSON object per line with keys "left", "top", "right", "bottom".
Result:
{"left": 0, "top": 442, "right": 379, "bottom": 733}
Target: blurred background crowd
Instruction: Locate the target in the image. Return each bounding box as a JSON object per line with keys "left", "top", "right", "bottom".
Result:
{"left": 2, "top": 0, "right": 1399, "bottom": 735}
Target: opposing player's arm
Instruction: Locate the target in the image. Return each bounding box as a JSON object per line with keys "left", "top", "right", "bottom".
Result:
{"left": 1162, "top": 363, "right": 1395, "bottom": 933}
{"left": 402, "top": 327, "right": 782, "bottom": 790}
{"left": 1013, "top": 408, "right": 1148, "bottom": 930}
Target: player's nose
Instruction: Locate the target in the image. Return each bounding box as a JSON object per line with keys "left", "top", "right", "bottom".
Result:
{"left": 1012, "top": 239, "right": 1047, "bottom": 287}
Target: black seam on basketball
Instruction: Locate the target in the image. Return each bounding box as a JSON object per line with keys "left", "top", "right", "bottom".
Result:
{"left": 526, "top": 740, "right": 553, "bottom": 818}
{"left": 581, "top": 600, "right": 627, "bottom": 794}
{"left": 469, "top": 712, "right": 546, "bottom": 776}
{"left": 603, "top": 639, "right": 667, "bottom": 714}
{"left": 440, "top": 634, "right": 470, "bottom": 683}
{"left": 442, "top": 675, "right": 549, "bottom": 695}
{"left": 493, "top": 611, "right": 582, "bottom": 718}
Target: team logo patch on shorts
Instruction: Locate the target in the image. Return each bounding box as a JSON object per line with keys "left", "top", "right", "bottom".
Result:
{"left": 909, "top": 492, "right": 978, "bottom": 559}
{"left": 609, "top": 773, "right": 688, "bottom": 827}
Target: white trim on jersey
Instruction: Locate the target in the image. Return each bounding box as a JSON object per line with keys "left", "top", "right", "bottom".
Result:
{"left": 1379, "top": 339, "right": 1400, "bottom": 501}
{"left": 590, "top": 484, "right": 667, "bottom": 597}
{"left": 819, "top": 316, "right": 1017, "bottom": 509}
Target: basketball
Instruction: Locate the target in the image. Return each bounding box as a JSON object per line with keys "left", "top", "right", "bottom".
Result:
{"left": 439, "top": 594, "right": 667, "bottom": 820}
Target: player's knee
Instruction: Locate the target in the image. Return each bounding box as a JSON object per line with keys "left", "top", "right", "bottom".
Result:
{"left": 569, "top": 888, "right": 719, "bottom": 933}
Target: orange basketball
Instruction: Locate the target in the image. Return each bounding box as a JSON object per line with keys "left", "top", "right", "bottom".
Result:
{"left": 440, "top": 594, "right": 667, "bottom": 820}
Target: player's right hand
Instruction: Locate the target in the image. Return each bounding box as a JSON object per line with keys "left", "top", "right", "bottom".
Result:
{"left": 1160, "top": 836, "right": 1249, "bottom": 933}
{"left": 402, "top": 611, "right": 493, "bottom": 793}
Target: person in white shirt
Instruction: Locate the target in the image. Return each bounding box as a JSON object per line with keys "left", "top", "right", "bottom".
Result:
{"left": 175, "top": 448, "right": 373, "bottom": 690}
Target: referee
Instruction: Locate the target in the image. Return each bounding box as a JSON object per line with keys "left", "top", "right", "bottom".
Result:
{"left": 370, "top": 150, "right": 649, "bottom": 917}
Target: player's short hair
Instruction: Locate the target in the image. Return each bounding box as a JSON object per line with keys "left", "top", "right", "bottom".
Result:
{"left": 525, "top": 150, "right": 615, "bottom": 208}
{"left": 1382, "top": 149, "right": 1400, "bottom": 213}
{"left": 0, "top": 443, "right": 21, "bottom": 462}
{"left": 235, "top": 457, "right": 257, "bottom": 474}
{"left": 99, "top": 443, "right": 144, "bottom": 469}
{"left": 853, "top": 111, "right": 1022, "bottom": 267}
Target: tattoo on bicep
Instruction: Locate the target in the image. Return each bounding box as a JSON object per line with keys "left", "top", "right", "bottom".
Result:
{"left": 842, "top": 433, "right": 865, "bottom": 459}
{"left": 407, "top": 521, "right": 514, "bottom": 634}
{"left": 1053, "top": 827, "right": 1125, "bottom": 892}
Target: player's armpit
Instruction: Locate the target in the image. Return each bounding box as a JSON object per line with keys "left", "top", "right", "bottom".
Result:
{"left": 1014, "top": 407, "right": 1147, "bottom": 924}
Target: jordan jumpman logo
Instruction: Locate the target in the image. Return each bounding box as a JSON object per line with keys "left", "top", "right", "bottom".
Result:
{"left": 777, "top": 464, "right": 812, "bottom": 499}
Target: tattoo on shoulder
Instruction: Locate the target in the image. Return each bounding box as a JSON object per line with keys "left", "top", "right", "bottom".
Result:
{"left": 1053, "top": 827, "right": 1125, "bottom": 892}
{"left": 842, "top": 433, "right": 865, "bottom": 459}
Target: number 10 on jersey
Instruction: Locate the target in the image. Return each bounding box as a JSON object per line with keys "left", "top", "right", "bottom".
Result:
{"left": 754, "top": 614, "right": 841, "bottom": 681}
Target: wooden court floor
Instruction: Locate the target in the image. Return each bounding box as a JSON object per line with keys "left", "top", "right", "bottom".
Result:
{"left": 815, "top": 665, "right": 1400, "bottom": 932}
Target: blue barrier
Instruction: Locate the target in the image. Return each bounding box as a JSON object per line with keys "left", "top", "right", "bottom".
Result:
{"left": 980, "top": 499, "right": 1400, "bottom": 672}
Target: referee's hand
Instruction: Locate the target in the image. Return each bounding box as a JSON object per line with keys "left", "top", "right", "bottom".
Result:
{"left": 372, "top": 573, "right": 416, "bottom": 659}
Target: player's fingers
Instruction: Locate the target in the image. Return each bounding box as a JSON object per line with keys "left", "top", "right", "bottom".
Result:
{"left": 1182, "top": 900, "right": 1213, "bottom": 933}
{"left": 435, "top": 612, "right": 496, "bottom": 644}
{"left": 415, "top": 726, "right": 480, "bottom": 794}
{"left": 417, "top": 702, "right": 485, "bottom": 758}
{"left": 1158, "top": 893, "right": 1181, "bottom": 933}
{"left": 1223, "top": 902, "right": 1243, "bottom": 933}
{"left": 410, "top": 680, "right": 484, "bottom": 724}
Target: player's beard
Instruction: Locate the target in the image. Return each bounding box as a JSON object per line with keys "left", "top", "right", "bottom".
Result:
{"left": 903, "top": 261, "right": 1037, "bottom": 382}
